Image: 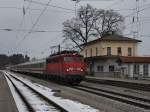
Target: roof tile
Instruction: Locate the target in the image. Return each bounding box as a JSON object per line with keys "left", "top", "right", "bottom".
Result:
{"left": 119, "top": 56, "right": 150, "bottom": 63}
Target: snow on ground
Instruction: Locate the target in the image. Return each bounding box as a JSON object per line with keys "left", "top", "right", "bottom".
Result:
{"left": 5, "top": 73, "right": 60, "bottom": 112}
{"left": 4, "top": 71, "right": 100, "bottom": 112}
{"left": 4, "top": 74, "right": 28, "bottom": 112}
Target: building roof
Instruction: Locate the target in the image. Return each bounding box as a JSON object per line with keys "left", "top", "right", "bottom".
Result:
{"left": 118, "top": 56, "right": 150, "bottom": 63}
{"left": 82, "top": 35, "right": 142, "bottom": 46}
{"left": 85, "top": 55, "right": 119, "bottom": 61}
{"left": 85, "top": 55, "right": 150, "bottom": 63}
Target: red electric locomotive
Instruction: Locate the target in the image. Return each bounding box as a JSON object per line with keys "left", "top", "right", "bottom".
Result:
{"left": 46, "top": 51, "right": 86, "bottom": 83}
{"left": 9, "top": 50, "right": 86, "bottom": 84}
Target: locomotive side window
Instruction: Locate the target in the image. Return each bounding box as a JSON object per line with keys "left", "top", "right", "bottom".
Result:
{"left": 64, "top": 57, "right": 73, "bottom": 62}
{"left": 46, "top": 58, "right": 59, "bottom": 63}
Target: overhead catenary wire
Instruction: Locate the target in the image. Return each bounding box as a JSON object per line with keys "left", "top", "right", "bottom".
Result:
{"left": 123, "top": 1, "right": 150, "bottom": 38}
{"left": 135, "top": 0, "right": 140, "bottom": 38}
{"left": 13, "top": 0, "right": 53, "bottom": 53}
{"left": 25, "top": 0, "right": 75, "bottom": 12}
{"left": 125, "top": 18, "right": 150, "bottom": 29}
{"left": 15, "top": 0, "right": 26, "bottom": 39}
{"left": 125, "top": 3, "right": 150, "bottom": 27}
{"left": 3, "top": 0, "right": 150, "bottom": 56}
{"left": 9, "top": 0, "right": 28, "bottom": 54}
{"left": 106, "top": 0, "right": 125, "bottom": 9}
{"left": 0, "top": 6, "right": 137, "bottom": 13}
{"left": 0, "top": 6, "right": 74, "bottom": 13}
{"left": 0, "top": 28, "right": 61, "bottom": 32}
{"left": 124, "top": 3, "right": 150, "bottom": 18}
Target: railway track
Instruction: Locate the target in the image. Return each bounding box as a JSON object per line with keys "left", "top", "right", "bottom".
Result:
{"left": 4, "top": 71, "right": 150, "bottom": 111}
{"left": 4, "top": 72, "right": 68, "bottom": 112}
{"left": 72, "top": 85, "right": 150, "bottom": 110}
{"left": 85, "top": 78, "right": 150, "bottom": 92}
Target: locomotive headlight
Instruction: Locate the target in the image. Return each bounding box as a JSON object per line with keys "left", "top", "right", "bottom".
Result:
{"left": 80, "top": 68, "right": 83, "bottom": 71}
{"left": 66, "top": 69, "right": 69, "bottom": 71}
{"left": 79, "top": 68, "right": 83, "bottom": 71}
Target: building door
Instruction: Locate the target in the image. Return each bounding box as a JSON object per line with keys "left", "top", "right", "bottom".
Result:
{"left": 133, "top": 64, "right": 139, "bottom": 78}
{"left": 143, "top": 64, "right": 149, "bottom": 77}
{"left": 109, "top": 65, "right": 114, "bottom": 72}
{"left": 89, "top": 61, "right": 94, "bottom": 75}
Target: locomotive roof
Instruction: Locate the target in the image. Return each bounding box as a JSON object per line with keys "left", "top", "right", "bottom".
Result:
{"left": 47, "top": 54, "right": 82, "bottom": 59}
{"left": 50, "top": 50, "right": 79, "bottom": 56}
{"left": 48, "top": 51, "right": 83, "bottom": 59}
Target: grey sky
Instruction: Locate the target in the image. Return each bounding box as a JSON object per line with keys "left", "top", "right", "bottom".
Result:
{"left": 0, "top": 0, "right": 150, "bottom": 58}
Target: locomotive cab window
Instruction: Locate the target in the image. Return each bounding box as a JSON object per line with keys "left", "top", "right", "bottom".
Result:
{"left": 74, "top": 57, "right": 83, "bottom": 61}
{"left": 64, "top": 57, "right": 83, "bottom": 62}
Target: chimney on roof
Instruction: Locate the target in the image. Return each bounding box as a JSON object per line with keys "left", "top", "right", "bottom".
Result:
{"left": 101, "top": 31, "right": 117, "bottom": 38}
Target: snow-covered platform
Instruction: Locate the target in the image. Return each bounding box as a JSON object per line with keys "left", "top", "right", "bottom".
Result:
{"left": 0, "top": 71, "right": 18, "bottom": 112}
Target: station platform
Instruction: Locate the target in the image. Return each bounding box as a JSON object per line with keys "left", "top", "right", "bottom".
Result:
{"left": 85, "top": 76, "right": 150, "bottom": 91}
{"left": 0, "top": 71, "right": 18, "bottom": 112}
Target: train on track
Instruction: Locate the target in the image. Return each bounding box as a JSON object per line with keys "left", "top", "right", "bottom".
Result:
{"left": 9, "top": 51, "right": 86, "bottom": 84}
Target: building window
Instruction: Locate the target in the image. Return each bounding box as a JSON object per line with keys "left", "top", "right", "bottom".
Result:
{"left": 143, "top": 64, "right": 148, "bottom": 77}
{"left": 107, "top": 47, "right": 111, "bottom": 56}
{"left": 97, "top": 66, "right": 104, "bottom": 72}
{"left": 96, "top": 47, "right": 98, "bottom": 56}
{"left": 109, "top": 65, "right": 114, "bottom": 72}
{"left": 90, "top": 48, "right": 92, "bottom": 57}
{"left": 117, "top": 47, "right": 122, "bottom": 56}
{"left": 128, "top": 48, "right": 132, "bottom": 56}
{"left": 85, "top": 49, "right": 87, "bottom": 57}
{"left": 133, "top": 64, "right": 139, "bottom": 74}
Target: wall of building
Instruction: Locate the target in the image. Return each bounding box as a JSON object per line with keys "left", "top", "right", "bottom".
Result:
{"left": 93, "top": 59, "right": 118, "bottom": 72}
{"left": 101, "top": 41, "right": 138, "bottom": 56}
{"left": 90, "top": 58, "right": 120, "bottom": 77}
{"left": 149, "top": 64, "right": 150, "bottom": 77}
{"left": 120, "top": 63, "right": 150, "bottom": 78}
{"left": 87, "top": 59, "right": 150, "bottom": 78}
{"left": 81, "top": 41, "right": 138, "bottom": 57}
{"left": 81, "top": 38, "right": 150, "bottom": 79}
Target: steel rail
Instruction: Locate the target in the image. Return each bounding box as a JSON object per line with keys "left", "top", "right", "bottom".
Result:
{"left": 85, "top": 78, "right": 150, "bottom": 92}
{"left": 5, "top": 74, "right": 35, "bottom": 112}
{"left": 5, "top": 72, "right": 68, "bottom": 112}
{"left": 80, "top": 85, "right": 150, "bottom": 103}
{"left": 72, "top": 86, "right": 150, "bottom": 110}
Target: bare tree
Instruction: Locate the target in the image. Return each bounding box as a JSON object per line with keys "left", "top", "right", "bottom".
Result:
{"left": 94, "top": 10, "right": 124, "bottom": 37}
{"left": 63, "top": 4, "right": 100, "bottom": 50}
{"left": 63, "top": 4, "right": 124, "bottom": 50}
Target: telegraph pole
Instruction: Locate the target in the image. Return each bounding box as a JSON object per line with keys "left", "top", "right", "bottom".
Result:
{"left": 72, "top": 0, "right": 80, "bottom": 16}
{"left": 135, "top": 0, "right": 140, "bottom": 38}
{"left": 131, "top": 0, "right": 140, "bottom": 39}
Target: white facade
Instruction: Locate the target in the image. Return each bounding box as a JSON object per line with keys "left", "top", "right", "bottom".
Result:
{"left": 119, "top": 63, "right": 150, "bottom": 78}
{"left": 87, "top": 58, "right": 150, "bottom": 79}
{"left": 149, "top": 64, "right": 150, "bottom": 77}
{"left": 123, "top": 63, "right": 150, "bottom": 78}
